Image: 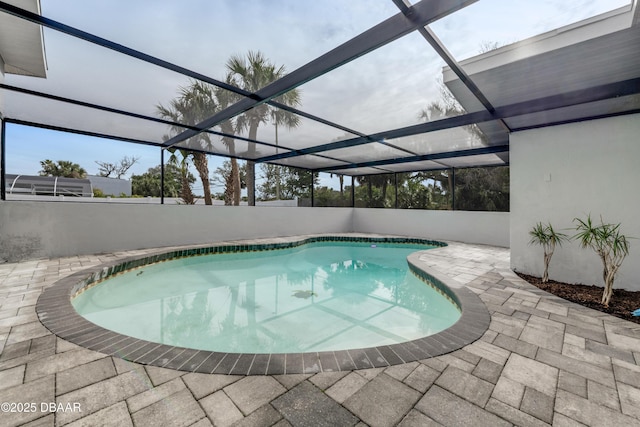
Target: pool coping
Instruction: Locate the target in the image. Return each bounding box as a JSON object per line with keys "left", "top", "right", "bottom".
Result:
{"left": 35, "top": 234, "right": 490, "bottom": 375}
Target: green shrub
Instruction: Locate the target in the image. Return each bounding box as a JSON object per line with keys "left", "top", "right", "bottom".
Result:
{"left": 529, "top": 222, "right": 568, "bottom": 283}
{"left": 573, "top": 214, "right": 630, "bottom": 307}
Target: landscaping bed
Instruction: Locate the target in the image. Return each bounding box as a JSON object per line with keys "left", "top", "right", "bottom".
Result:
{"left": 518, "top": 273, "right": 640, "bottom": 325}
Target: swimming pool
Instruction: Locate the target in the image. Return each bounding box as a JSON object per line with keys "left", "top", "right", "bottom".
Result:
{"left": 72, "top": 240, "right": 461, "bottom": 353}
{"left": 37, "top": 235, "right": 491, "bottom": 374}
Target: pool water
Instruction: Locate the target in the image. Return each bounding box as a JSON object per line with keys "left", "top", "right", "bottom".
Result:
{"left": 72, "top": 241, "right": 461, "bottom": 353}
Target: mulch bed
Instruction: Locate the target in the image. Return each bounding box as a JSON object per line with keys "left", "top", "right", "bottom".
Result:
{"left": 517, "top": 273, "right": 640, "bottom": 325}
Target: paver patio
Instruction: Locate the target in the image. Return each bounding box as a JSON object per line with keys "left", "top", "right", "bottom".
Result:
{"left": 1, "top": 237, "right": 639, "bottom": 426}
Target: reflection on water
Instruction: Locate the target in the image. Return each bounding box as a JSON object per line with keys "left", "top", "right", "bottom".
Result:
{"left": 73, "top": 242, "right": 460, "bottom": 353}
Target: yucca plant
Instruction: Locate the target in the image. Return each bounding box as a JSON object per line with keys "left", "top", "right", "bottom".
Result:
{"left": 529, "top": 222, "right": 568, "bottom": 283}
{"left": 574, "top": 215, "right": 630, "bottom": 307}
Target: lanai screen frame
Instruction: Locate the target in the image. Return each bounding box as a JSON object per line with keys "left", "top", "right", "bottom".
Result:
{"left": 0, "top": 0, "right": 638, "bottom": 203}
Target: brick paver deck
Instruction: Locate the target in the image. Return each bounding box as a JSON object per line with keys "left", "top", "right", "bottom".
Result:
{"left": 1, "top": 236, "right": 639, "bottom": 426}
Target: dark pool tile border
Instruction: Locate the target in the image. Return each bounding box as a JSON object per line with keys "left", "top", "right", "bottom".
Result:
{"left": 302, "top": 352, "right": 321, "bottom": 374}
{"left": 198, "top": 352, "right": 226, "bottom": 374}
{"left": 179, "top": 351, "right": 208, "bottom": 372}
{"left": 248, "top": 354, "right": 270, "bottom": 375}
{"left": 36, "top": 235, "right": 490, "bottom": 375}
{"left": 266, "top": 354, "right": 286, "bottom": 375}
{"left": 229, "top": 353, "right": 255, "bottom": 376}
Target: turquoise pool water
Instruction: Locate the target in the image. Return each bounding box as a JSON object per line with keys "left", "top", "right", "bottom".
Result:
{"left": 72, "top": 241, "right": 461, "bottom": 353}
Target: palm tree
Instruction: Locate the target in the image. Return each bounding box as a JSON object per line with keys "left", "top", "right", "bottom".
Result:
{"left": 167, "top": 149, "right": 197, "bottom": 204}
{"left": 270, "top": 108, "right": 301, "bottom": 199}
{"left": 214, "top": 81, "right": 242, "bottom": 205}
{"left": 225, "top": 51, "right": 301, "bottom": 205}
{"left": 157, "top": 81, "right": 218, "bottom": 205}
{"left": 328, "top": 173, "right": 346, "bottom": 201}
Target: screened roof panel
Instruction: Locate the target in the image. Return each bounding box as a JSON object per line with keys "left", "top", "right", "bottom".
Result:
{"left": 436, "top": 153, "right": 507, "bottom": 169}
{"left": 1, "top": 0, "right": 638, "bottom": 178}
{"left": 270, "top": 155, "right": 350, "bottom": 170}
{"left": 210, "top": 107, "right": 361, "bottom": 152}
{"left": 291, "top": 31, "right": 484, "bottom": 136}
{"left": 322, "top": 142, "right": 413, "bottom": 164}
{"left": 384, "top": 122, "right": 504, "bottom": 156}
{"left": 174, "top": 136, "right": 289, "bottom": 161}
{"left": 2, "top": 88, "right": 186, "bottom": 145}
{"left": 40, "top": 1, "right": 399, "bottom": 82}
{"left": 374, "top": 160, "right": 448, "bottom": 173}
{"left": 326, "top": 167, "right": 394, "bottom": 177}
{"left": 1, "top": 24, "right": 243, "bottom": 124}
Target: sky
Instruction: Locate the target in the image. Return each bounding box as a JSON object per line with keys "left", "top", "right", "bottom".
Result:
{"left": 1, "top": 0, "right": 632, "bottom": 194}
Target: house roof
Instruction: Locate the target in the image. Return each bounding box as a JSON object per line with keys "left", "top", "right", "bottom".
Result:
{"left": 444, "top": 5, "right": 640, "bottom": 145}
{"left": 0, "top": 0, "right": 46, "bottom": 77}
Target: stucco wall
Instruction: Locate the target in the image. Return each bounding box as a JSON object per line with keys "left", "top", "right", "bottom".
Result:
{"left": 353, "top": 208, "right": 509, "bottom": 248}
{"left": 510, "top": 114, "right": 640, "bottom": 291}
{"left": 0, "top": 203, "right": 353, "bottom": 262}
{"left": 0, "top": 201, "right": 510, "bottom": 262}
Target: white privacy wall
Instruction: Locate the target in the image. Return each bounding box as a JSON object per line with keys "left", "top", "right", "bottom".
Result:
{"left": 353, "top": 209, "right": 509, "bottom": 248}
{"left": 0, "top": 204, "right": 353, "bottom": 262}
{"left": 0, "top": 201, "right": 510, "bottom": 262}
{"left": 510, "top": 114, "right": 640, "bottom": 291}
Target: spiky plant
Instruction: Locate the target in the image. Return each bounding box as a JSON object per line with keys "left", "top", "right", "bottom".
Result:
{"left": 529, "top": 222, "right": 568, "bottom": 283}
{"left": 573, "top": 215, "right": 630, "bottom": 307}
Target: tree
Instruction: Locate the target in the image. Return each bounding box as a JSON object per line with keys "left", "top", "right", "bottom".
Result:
{"left": 313, "top": 186, "right": 350, "bottom": 207}
{"left": 396, "top": 171, "right": 450, "bottom": 210}
{"left": 131, "top": 164, "right": 193, "bottom": 198}
{"left": 168, "top": 149, "right": 197, "bottom": 204}
{"left": 158, "top": 80, "right": 245, "bottom": 206}
{"left": 157, "top": 81, "right": 219, "bottom": 205}
{"left": 356, "top": 174, "right": 395, "bottom": 208}
{"left": 95, "top": 156, "right": 139, "bottom": 178}
{"left": 574, "top": 215, "right": 631, "bottom": 307}
{"left": 213, "top": 160, "right": 246, "bottom": 204}
{"left": 215, "top": 80, "right": 242, "bottom": 206}
{"left": 454, "top": 167, "right": 509, "bottom": 211}
{"left": 226, "top": 51, "right": 301, "bottom": 206}
{"left": 529, "top": 222, "right": 568, "bottom": 283}
{"left": 39, "top": 160, "right": 87, "bottom": 179}
{"left": 329, "top": 173, "right": 346, "bottom": 198}
{"left": 257, "top": 165, "right": 316, "bottom": 201}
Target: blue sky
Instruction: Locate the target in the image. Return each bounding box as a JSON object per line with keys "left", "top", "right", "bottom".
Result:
{"left": 3, "top": 0, "right": 631, "bottom": 194}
